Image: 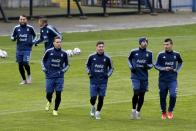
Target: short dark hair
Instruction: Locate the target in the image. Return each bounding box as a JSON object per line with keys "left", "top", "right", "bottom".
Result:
{"left": 39, "top": 16, "right": 48, "bottom": 24}
{"left": 54, "top": 36, "right": 61, "bottom": 42}
{"left": 19, "top": 14, "right": 27, "bottom": 19}
{"left": 96, "top": 41, "right": 104, "bottom": 46}
{"left": 164, "top": 38, "right": 173, "bottom": 45}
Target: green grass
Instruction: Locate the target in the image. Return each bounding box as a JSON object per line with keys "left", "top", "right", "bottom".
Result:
{"left": 0, "top": 24, "right": 196, "bottom": 131}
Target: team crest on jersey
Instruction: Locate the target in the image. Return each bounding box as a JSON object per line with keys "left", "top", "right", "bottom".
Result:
{"left": 47, "top": 30, "right": 49, "bottom": 33}
{"left": 163, "top": 56, "right": 166, "bottom": 59}
{"left": 174, "top": 55, "right": 176, "bottom": 59}
{"left": 61, "top": 54, "right": 63, "bottom": 57}
{"left": 146, "top": 53, "right": 149, "bottom": 57}
{"left": 50, "top": 53, "right": 54, "bottom": 56}
{"left": 135, "top": 53, "right": 138, "bottom": 56}
{"left": 42, "top": 30, "right": 44, "bottom": 33}
{"left": 104, "top": 58, "right": 106, "bottom": 62}
{"left": 93, "top": 58, "right": 96, "bottom": 61}
{"left": 18, "top": 29, "right": 21, "bottom": 32}
{"left": 27, "top": 28, "right": 29, "bottom": 31}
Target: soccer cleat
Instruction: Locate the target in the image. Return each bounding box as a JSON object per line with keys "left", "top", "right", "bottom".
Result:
{"left": 136, "top": 111, "right": 141, "bottom": 119}
{"left": 95, "top": 111, "right": 101, "bottom": 120}
{"left": 90, "top": 106, "right": 96, "bottom": 117}
{"left": 45, "top": 102, "right": 51, "bottom": 111}
{"left": 53, "top": 110, "right": 58, "bottom": 116}
{"left": 20, "top": 80, "right": 27, "bottom": 85}
{"left": 131, "top": 109, "right": 136, "bottom": 119}
{"left": 167, "top": 112, "right": 174, "bottom": 119}
{"left": 162, "top": 112, "right": 167, "bottom": 120}
{"left": 27, "top": 75, "right": 32, "bottom": 84}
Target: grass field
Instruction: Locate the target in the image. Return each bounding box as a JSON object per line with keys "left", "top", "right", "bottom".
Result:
{"left": 0, "top": 24, "right": 196, "bottom": 131}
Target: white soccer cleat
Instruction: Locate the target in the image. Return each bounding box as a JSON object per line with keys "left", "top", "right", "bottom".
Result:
{"left": 20, "top": 80, "right": 27, "bottom": 85}
{"left": 45, "top": 102, "right": 51, "bottom": 111}
{"left": 95, "top": 111, "right": 101, "bottom": 120}
{"left": 27, "top": 75, "right": 32, "bottom": 84}
{"left": 53, "top": 110, "right": 58, "bottom": 116}
{"left": 136, "top": 111, "right": 141, "bottom": 119}
{"left": 131, "top": 109, "right": 136, "bottom": 119}
{"left": 90, "top": 106, "right": 96, "bottom": 117}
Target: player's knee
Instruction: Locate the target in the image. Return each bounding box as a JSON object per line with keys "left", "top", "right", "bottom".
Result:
{"left": 56, "top": 91, "right": 61, "bottom": 100}
{"left": 22, "top": 61, "right": 29, "bottom": 66}
{"left": 139, "top": 92, "right": 145, "bottom": 98}
{"left": 46, "top": 92, "right": 53, "bottom": 98}
{"left": 170, "top": 93, "right": 176, "bottom": 98}
{"left": 98, "top": 96, "right": 104, "bottom": 103}
{"left": 90, "top": 96, "right": 97, "bottom": 105}
{"left": 134, "top": 90, "right": 140, "bottom": 96}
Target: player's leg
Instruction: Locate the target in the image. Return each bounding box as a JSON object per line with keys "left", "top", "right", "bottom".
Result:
{"left": 90, "top": 84, "right": 97, "bottom": 117}
{"left": 95, "top": 84, "right": 107, "bottom": 119}
{"left": 23, "top": 51, "right": 31, "bottom": 83}
{"left": 168, "top": 80, "right": 177, "bottom": 119}
{"left": 45, "top": 79, "right": 55, "bottom": 111}
{"left": 53, "top": 91, "right": 61, "bottom": 116}
{"left": 136, "top": 92, "right": 145, "bottom": 119}
{"left": 16, "top": 51, "right": 27, "bottom": 84}
{"left": 131, "top": 79, "right": 140, "bottom": 119}
{"left": 53, "top": 78, "right": 64, "bottom": 116}
{"left": 136, "top": 80, "right": 148, "bottom": 119}
{"left": 159, "top": 81, "right": 168, "bottom": 119}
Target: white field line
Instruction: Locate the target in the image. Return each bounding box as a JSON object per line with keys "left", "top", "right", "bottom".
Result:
{"left": 0, "top": 93, "right": 195, "bottom": 116}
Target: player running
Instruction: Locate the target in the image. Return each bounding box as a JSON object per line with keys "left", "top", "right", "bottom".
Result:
{"left": 128, "top": 37, "right": 153, "bottom": 119}
{"left": 11, "top": 15, "right": 36, "bottom": 84}
{"left": 41, "top": 36, "right": 69, "bottom": 116}
{"left": 34, "top": 17, "right": 62, "bottom": 51}
{"left": 86, "top": 41, "right": 114, "bottom": 120}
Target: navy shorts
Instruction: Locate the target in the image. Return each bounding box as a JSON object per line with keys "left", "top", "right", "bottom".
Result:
{"left": 131, "top": 79, "right": 148, "bottom": 93}
{"left": 16, "top": 51, "right": 31, "bottom": 63}
{"left": 46, "top": 78, "right": 64, "bottom": 93}
{"left": 90, "top": 83, "right": 107, "bottom": 97}
{"left": 159, "top": 80, "right": 177, "bottom": 97}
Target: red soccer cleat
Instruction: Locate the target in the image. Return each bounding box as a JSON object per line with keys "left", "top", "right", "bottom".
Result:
{"left": 162, "top": 112, "right": 167, "bottom": 120}
{"left": 167, "top": 112, "right": 174, "bottom": 119}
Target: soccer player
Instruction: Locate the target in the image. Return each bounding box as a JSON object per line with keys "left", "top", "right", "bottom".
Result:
{"left": 41, "top": 36, "right": 69, "bottom": 116}
{"left": 155, "top": 38, "right": 183, "bottom": 120}
{"left": 128, "top": 37, "right": 153, "bottom": 119}
{"left": 86, "top": 41, "right": 113, "bottom": 119}
{"left": 11, "top": 15, "right": 36, "bottom": 84}
{"left": 34, "top": 17, "right": 62, "bottom": 51}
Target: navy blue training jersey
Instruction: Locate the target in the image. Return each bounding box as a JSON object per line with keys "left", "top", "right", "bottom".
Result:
{"left": 86, "top": 52, "right": 114, "bottom": 84}
{"left": 35, "top": 24, "right": 62, "bottom": 51}
{"left": 41, "top": 47, "right": 69, "bottom": 79}
{"left": 155, "top": 50, "right": 183, "bottom": 82}
{"left": 11, "top": 24, "right": 36, "bottom": 51}
{"left": 128, "top": 48, "right": 153, "bottom": 80}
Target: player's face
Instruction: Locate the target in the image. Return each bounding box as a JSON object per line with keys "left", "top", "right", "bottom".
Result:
{"left": 19, "top": 16, "right": 27, "bottom": 25}
{"left": 53, "top": 39, "right": 62, "bottom": 49}
{"left": 140, "top": 41, "right": 148, "bottom": 49}
{"left": 96, "top": 44, "right": 104, "bottom": 54}
{"left": 163, "top": 41, "right": 173, "bottom": 51}
{"left": 38, "top": 20, "right": 45, "bottom": 27}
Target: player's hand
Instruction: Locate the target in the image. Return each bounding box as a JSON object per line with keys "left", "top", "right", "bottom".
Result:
{"left": 42, "top": 68, "right": 47, "bottom": 72}
{"left": 35, "top": 43, "right": 38, "bottom": 46}
{"left": 165, "top": 67, "right": 173, "bottom": 71}
{"left": 88, "top": 73, "right": 93, "bottom": 78}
